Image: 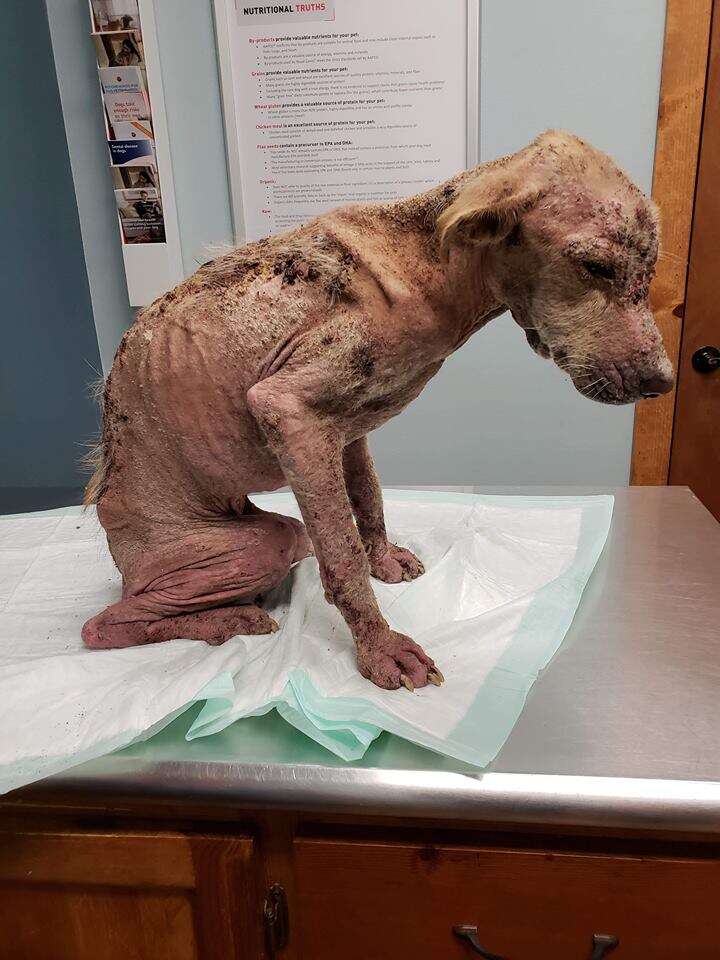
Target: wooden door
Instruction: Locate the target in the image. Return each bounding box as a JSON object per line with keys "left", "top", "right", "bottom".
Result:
{"left": 295, "top": 837, "right": 720, "bottom": 959}
{"left": 669, "top": 3, "right": 720, "bottom": 519}
{"left": 0, "top": 830, "right": 260, "bottom": 960}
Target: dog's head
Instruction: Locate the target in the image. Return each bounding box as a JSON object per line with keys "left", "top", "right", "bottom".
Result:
{"left": 437, "top": 131, "right": 673, "bottom": 403}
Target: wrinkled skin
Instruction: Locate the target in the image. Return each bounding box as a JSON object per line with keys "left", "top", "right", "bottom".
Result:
{"left": 82, "top": 131, "right": 673, "bottom": 691}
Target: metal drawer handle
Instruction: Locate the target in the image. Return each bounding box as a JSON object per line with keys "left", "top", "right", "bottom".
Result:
{"left": 589, "top": 934, "right": 619, "bottom": 959}
{"left": 453, "top": 925, "right": 506, "bottom": 959}
{"left": 263, "top": 883, "right": 289, "bottom": 957}
{"left": 453, "top": 925, "right": 618, "bottom": 959}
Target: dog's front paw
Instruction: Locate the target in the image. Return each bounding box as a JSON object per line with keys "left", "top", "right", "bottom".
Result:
{"left": 369, "top": 543, "right": 425, "bottom": 583}
{"left": 355, "top": 625, "right": 442, "bottom": 690}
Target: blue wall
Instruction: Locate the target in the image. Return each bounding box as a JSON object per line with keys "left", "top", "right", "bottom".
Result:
{"left": 0, "top": 0, "right": 102, "bottom": 511}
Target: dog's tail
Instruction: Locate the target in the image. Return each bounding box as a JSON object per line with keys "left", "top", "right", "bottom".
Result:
{"left": 83, "top": 375, "right": 109, "bottom": 507}
{"left": 83, "top": 440, "right": 109, "bottom": 506}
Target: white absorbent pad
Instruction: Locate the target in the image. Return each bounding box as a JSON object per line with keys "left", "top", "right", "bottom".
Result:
{"left": 0, "top": 491, "right": 613, "bottom": 794}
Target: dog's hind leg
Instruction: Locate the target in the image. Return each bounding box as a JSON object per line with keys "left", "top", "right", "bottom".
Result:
{"left": 82, "top": 511, "right": 299, "bottom": 649}
{"left": 239, "top": 496, "right": 314, "bottom": 562}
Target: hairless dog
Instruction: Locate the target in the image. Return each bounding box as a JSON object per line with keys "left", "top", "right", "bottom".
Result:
{"left": 83, "top": 131, "right": 673, "bottom": 691}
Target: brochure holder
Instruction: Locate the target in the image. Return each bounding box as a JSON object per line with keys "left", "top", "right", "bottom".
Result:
{"left": 89, "top": 0, "right": 184, "bottom": 306}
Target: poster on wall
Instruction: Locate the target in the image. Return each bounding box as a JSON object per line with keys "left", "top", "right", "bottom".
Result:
{"left": 214, "top": 0, "right": 478, "bottom": 241}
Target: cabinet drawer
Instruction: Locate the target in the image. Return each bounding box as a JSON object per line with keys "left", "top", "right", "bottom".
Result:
{"left": 0, "top": 830, "right": 260, "bottom": 960}
{"left": 295, "top": 838, "right": 720, "bottom": 959}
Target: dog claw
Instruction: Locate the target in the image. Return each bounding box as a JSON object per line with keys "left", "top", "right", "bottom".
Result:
{"left": 399, "top": 674, "right": 415, "bottom": 692}
{"left": 270, "top": 619, "right": 279, "bottom": 633}
{"left": 428, "top": 668, "right": 444, "bottom": 685}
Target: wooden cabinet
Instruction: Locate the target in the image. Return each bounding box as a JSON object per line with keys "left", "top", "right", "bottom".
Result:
{"left": 2, "top": 820, "right": 720, "bottom": 959}
{"left": 294, "top": 838, "right": 720, "bottom": 959}
{"left": 0, "top": 830, "right": 260, "bottom": 960}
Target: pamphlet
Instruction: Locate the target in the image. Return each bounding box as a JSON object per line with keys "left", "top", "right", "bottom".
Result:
{"left": 115, "top": 187, "right": 165, "bottom": 243}
{"left": 89, "top": 0, "right": 140, "bottom": 34}
{"left": 94, "top": 30, "right": 144, "bottom": 67}
{"left": 112, "top": 166, "right": 157, "bottom": 189}
{"left": 99, "top": 65, "right": 144, "bottom": 95}
{"left": 109, "top": 138, "right": 156, "bottom": 166}
{"left": 103, "top": 90, "right": 150, "bottom": 125}
{"left": 112, "top": 119, "right": 153, "bottom": 140}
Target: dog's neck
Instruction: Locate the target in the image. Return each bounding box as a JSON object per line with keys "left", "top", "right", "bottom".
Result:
{"left": 440, "top": 245, "right": 510, "bottom": 350}
{"left": 386, "top": 169, "right": 476, "bottom": 235}
{"left": 385, "top": 179, "right": 513, "bottom": 350}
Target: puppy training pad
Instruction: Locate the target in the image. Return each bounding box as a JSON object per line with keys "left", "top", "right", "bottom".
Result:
{"left": 0, "top": 491, "right": 612, "bottom": 794}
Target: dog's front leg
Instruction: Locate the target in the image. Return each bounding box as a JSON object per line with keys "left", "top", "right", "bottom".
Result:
{"left": 343, "top": 436, "right": 425, "bottom": 584}
{"left": 248, "top": 386, "right": 440, "bottom": 690}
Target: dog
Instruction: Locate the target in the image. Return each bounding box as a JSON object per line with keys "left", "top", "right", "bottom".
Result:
{"left": 82, "top": 130, "right": 673, "bottom": 691}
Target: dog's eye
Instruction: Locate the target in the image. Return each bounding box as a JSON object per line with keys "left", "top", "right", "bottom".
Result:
{"left": 581, "top": 259, "right": 616, "bottom": 281}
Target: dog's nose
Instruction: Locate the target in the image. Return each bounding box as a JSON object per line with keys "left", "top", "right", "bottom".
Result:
{"left": 640, "top": 371, "right": 674, "bottom": 398}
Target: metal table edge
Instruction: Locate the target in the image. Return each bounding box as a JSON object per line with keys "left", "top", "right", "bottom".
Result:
{"left": 21, "top": 761, "right": 720, "bottom": 835}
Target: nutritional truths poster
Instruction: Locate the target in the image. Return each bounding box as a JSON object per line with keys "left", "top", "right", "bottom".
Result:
{"left": 220, "top": 0, "right": 469, "bottom": 240}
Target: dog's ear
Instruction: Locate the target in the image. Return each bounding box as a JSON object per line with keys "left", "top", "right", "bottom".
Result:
{"left": 437, "top": 152, "right": 544, "bottom": 255}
